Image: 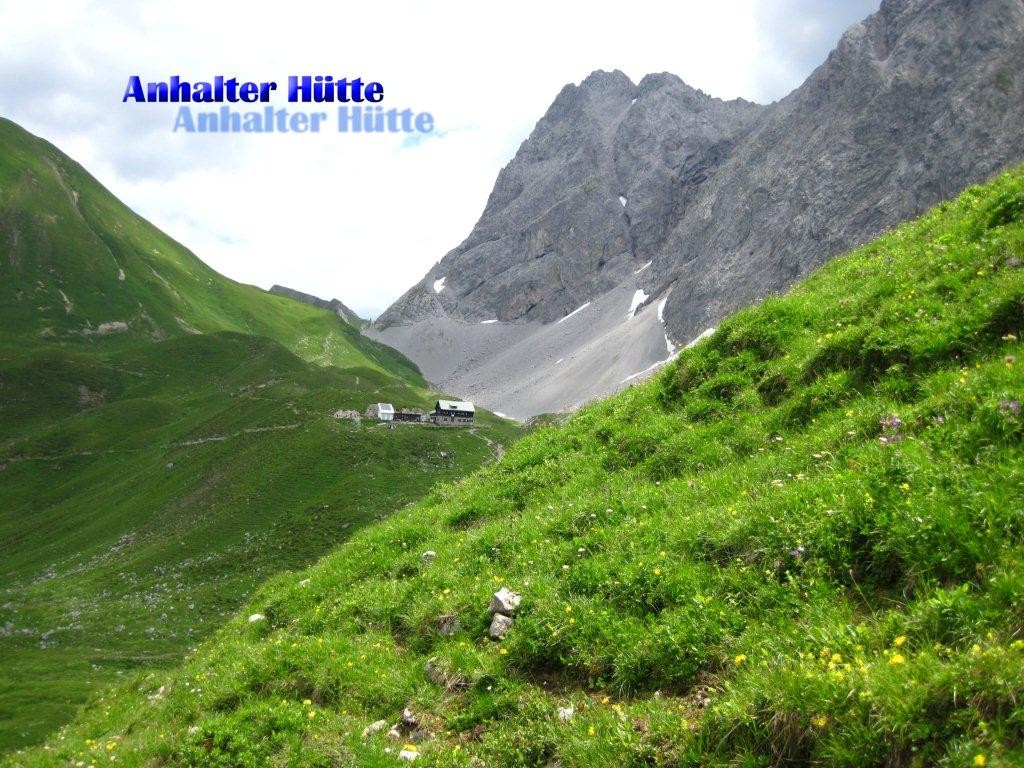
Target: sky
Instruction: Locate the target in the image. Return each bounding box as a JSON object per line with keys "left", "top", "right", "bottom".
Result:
{"left": 0, "top": 0, "right": 879, "bottom": 319}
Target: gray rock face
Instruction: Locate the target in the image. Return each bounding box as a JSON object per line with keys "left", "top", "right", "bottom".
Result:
{"left": 372, "top": 0, "right": 1024, "bottom": 416}
{"left": 376, "top": 72, "right": 761, "bottom": 329}
{"left": 652, "top": 0, "right": 1024, "bottom": 341}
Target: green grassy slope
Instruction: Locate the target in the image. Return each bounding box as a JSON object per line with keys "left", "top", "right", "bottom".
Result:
{"left": 0, "top": 117, "right": 422, "bottom": 383}
{"left": 0, "top": 332, "right": 517, "bottom": 751}
{"left": 9, "top": 167, "right": 1022, "bottom": 766}
{"left": 0, "top": 119, "right": 519, "bottom": 750}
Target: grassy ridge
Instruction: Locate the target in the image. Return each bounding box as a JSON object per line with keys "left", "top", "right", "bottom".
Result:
{"left": 0, "top": 117, "right": 421, "bottom": 382}
{"left": 8, "top": 168, "right": 1022, "bottom": 764}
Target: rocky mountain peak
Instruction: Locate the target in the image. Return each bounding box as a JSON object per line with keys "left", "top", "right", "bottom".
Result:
{"left": 370, "top": 0, "right": 1024, "bottom": 419}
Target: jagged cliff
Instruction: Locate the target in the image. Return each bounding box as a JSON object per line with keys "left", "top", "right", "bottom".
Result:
{"left": 371, "top": 0, "right": 1024, "bottom": 418}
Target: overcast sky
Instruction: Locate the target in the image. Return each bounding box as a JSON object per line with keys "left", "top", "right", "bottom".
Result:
{"left": 0, "top": 0, "right": 878, "bottom": 319}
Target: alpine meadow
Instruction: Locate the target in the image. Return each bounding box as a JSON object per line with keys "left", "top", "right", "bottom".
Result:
{"left": 6, "top": 160, "right": 1022, "bottom": 766}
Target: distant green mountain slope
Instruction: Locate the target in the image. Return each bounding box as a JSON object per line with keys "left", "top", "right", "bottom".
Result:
{"left": 0, "top": 119, "right": 518, "bottom": 751}
{"left": 9, "top": 165, "right": 1021, "bottom": 767}
{"left": 0, "top": 118, "right": 420, "bottom": 383}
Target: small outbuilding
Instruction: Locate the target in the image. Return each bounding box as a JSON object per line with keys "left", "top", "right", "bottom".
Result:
{"left": 366, "top": 402, "right": 395, "bottom": 421}
{"left": 433, "top": 399, "right": 475, "bottom": 426}
{"left": 394, "top": 409, "right": 425, "bottom": 423}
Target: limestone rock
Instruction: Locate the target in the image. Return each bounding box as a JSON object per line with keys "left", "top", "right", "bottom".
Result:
{"left": 488, "top": 587, "right": 522, "bottom": 616}
{"left": 488, "top": 613, "right": 514, "bottom": 640}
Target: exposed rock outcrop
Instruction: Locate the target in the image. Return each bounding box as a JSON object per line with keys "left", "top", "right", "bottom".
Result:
{"left": 370, "top": 0, "right": 1024, "bottom": 419}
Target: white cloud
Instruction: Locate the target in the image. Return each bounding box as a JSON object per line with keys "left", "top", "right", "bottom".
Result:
{"left": 0, "top": 0, "right": 879, "bottom": 319}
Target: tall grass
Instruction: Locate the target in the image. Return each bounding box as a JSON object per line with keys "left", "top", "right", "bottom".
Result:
{"left": 7, "top": 168, "right": 1024, "bottom": 767}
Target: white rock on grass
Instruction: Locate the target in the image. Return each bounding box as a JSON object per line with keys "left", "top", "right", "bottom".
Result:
{"left": 362, "top": 719, "right": 388, "bottom": 738}
{"left": 488, "top": 588, "right": 521, "bottom": 615}
{"left": 399, "top": 746, "right": 419, "bottom": 761}
{"left": 557, "top": 706, "right": 575, "bottom": 722}
{"left": 247, "top": 613, "right": 264, "bottom": 623}
{"left": 489, "top": 613, "right": 514, "bottom": 640}
{"left": 421, "top": 550, "right": 436, "bottom": 563}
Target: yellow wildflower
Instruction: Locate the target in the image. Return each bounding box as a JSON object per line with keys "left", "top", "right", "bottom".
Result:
{"left": 889, "top": 653, "right": 906, "bottom": 665}
{"left": 734, "top": 654, "right": 747, "bottom": 666}
{"left": 973, "top": 755, "right": 986, "bottom": 767}
{"left": 894, "top": 635, "right": 907, "bottom": 647}
{"left": 811, "top": 714, "right": 828, "bottom": 728}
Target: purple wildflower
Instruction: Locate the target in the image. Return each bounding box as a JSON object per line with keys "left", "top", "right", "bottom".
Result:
{"left": 879, "top": 414, "right": 905, "bottom": 444}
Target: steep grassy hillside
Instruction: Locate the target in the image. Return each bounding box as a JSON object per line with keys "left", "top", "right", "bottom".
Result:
{"left": 0, "top": 119, "right": 520, "bottom": 750}
{"left": 9, "top": 165, "right": 1022, "bottom": 766}
{"left": 0, "top": 118, "right": 420, "bottom": 382}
